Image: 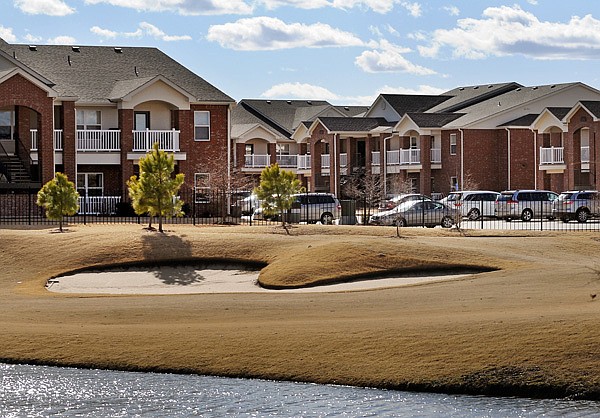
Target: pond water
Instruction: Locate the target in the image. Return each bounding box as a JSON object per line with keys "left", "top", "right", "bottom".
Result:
{"left": 1, "top": 364, "right": 599, "bottom": 417}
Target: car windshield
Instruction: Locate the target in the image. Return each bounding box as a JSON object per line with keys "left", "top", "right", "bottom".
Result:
{"left": 396, "top": 200, "right": 418, "bottom": 211}
{"left": 446, "top": 193, "right": 461, "bottom": 201}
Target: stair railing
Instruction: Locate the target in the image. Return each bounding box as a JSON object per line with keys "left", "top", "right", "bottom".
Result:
{"left": 14, "top": 135, "right": 38, "bottom": 182}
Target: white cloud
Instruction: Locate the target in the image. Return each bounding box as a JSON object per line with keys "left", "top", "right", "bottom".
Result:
{"left": 262, "top": 82, "right": 340, "bottom": 101}
{"left": 420, "top": 5, "right": 600, "bottom": 60}
{"left": 14, "top": 0, "right": 75, "bottom": 16}
{"left": 526, "top": 0, "right": 538, "bottom": 4}
{"left": 83, "top": 0, "right": 253, "bottom": 15}
{"left": 91, "top": 22, "right": 192, "bottom": 42}
{"left": 261, "top": 82, "right": 447, "bottom": 105}
{"left": 207, "top": 17, "right": 364, "bottom": 51}
{"left": 90, "top": 26, "right": 118, "bottom": 38}
{"left": 0, "top": 26, "right": 18, "bottom": 42}
{"left": 47, "top": 35, "right": 77, "bottom": 45}
{"left": 400, "top": 1, "right": 421, "bottom": 17}
{"left": 443, "top": 5, "right": 459, "bottom": 16}
{"left": 24, "top": 34, "right": 43, "bottom": 43}
{"left": 355, "top": 40, "right": 436, "bottom": 75}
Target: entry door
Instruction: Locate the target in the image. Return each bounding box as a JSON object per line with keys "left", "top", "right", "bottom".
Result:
{"left": 134, "top": 112, "right": 150, "bottom": 131}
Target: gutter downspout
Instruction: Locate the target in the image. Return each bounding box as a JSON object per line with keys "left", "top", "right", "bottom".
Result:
{"left": 227, "top": 106, "right": 231, "bottom": 193}
{"left": 505, "top": 128, "right": 511, "bottom": 190}
{"left": 459, "top": 129, "right": 464, "bottom": 189}
{"left": 532, "top": 128, "right": 537, "bottom": 188}
{"left": 381, "top": 130, "right": 397, "bottom": 197}
{"left": 333, "top": 133, "right": 338, "bottom": 196}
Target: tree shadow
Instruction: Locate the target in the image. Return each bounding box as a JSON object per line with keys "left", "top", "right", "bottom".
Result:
{"left": 140, "top": 232, "right": 205, "bottom": 286}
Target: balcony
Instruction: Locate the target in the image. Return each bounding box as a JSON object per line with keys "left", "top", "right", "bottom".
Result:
{"left": 387, "top": 149, "right": 421, "bottom": 166}
{"left": 297, "top": 154, "right": 311, "bottom": 170}
{"left": 78, "top": 130, "right": 120, "bottom": 151}
{"left": 539, "top": 146, "right": 564, "bottom": 165}
{"left": 30, "top": 129, "right": 64, "bottom": 151}
{"left": 276, "top": 154, "right": 297, "bottom": 168}
{"left": 581, "top": 146, "right": 590, "bottom": 163}
{"left": 321, "top": 154, "right": 330, "bottom": 169}
{"left": 133, "top": 129, "right": 180, "bottom": 152}
{"left": 372, "top": 151, "right": 381, "bottom": 166}
{"left": 430, "top": 148, "right": 441, "bottom": 164}
{"left": 340, "top": 153, "right": 348, "bottom": 167}
{"left": 245, "top": 154, "right": 270, "bottom": 168}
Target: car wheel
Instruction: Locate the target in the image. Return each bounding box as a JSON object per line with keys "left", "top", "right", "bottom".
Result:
{"left": 397, "top": 218, "right": 407, "bottom": 227}
{"left": 320, "top": 212, "right": 334, "bottom": 225}
{"left": 576, "top": 208, "right": 590, "bottom": 223}
{"left": 467, "top": 208, "right": 481, "bottom": 221}
{"left": 441, "top": 216, "right": 454, "bottom": 228}
{"left": 521, "top": 209, "right": 533, "bottom": 222}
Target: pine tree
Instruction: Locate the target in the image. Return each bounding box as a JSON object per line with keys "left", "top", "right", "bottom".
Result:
{"left": 127, "top": 143, "right": 185, "bottom": 233}
{"left": 36, "top": 172, "right": 79, "bottom": 232}
{"left": 254, "top": 163, "right": 304, "bottom": 234}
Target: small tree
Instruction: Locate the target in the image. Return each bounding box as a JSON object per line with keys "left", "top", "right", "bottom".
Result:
{"left": 37, "top": 172, "right": 79, "bottom": 232}
{"left": 127, "top": 143, "right": 185, "bottom": 233}
{"left": 341, "top": 168, "right": 382, "bottom": 224}
{"left": 254, "top": 163, "right": 304, "bottom": 234}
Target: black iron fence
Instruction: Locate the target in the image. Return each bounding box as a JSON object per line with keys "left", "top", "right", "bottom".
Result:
{"left": 1, "top": 187, "right": 600, "bottom": 231}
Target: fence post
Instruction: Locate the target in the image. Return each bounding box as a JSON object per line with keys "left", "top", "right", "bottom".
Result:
{"left": 28, "top": 185, "right": 32, "bottom": 225}
{"left": 480, "top": 199, "right": 484, "bottom": 230}
{"left": 83, "top": 190, "right": 87, "bottom": 226}
{"left": 193, "top": 187, "right": 196, "bottom": 226}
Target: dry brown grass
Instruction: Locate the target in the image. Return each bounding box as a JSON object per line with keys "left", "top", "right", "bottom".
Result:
{"left": 2, "top": 223, "right": 600, "bottom": 399}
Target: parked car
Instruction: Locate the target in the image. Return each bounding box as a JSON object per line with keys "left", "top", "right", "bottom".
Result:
{"left": 235, "top": 193, "right": 259, "bottom": 216}
{"left": 253, "top": 192, "right": 341, "bottom": 224}
{"left": 369, "top": 200, "right": 457, "bottom": 228}
{"left": 494, "top": 190, "right": 559, "bottom": 221}
{"left": 378, "top": 193, "right": 431, "bottom": 210}
{"left": 441, "top": 190, "right": 500, "bottom": 220}
{"left": 552, "top": 190, "right": 600, "bottom": 223}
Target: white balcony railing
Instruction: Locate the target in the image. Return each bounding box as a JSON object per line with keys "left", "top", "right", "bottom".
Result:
{"left": 297, "top": 154, "right": 311, "bottom": 170}
{"left": 339, "top": 153, "right": 348, "bottom": 167}
{"left": 321, "top": 154, "right": 330, "bottom": 169}
{"left": 245, "top": 154, "right": 270, "bottom": 168}
{"left": 371, "top": 151, "right": 381, "bottom": 166}
{"left": 30, "top": 129, "right": 64, "bottom": 151}
{"left": 581, "top": 146, "right": 590, "bottom": 163}
{"left": 133, "top": 129, "right": 180, "bottom": 152}
{"left": 430, "top": 148, "right": 441, "bottom": 164}
{"left": 386, "top": 150, "right": 400, "bottom": 165}
{"left": 539, "top": 146, "right": 564, "bottom": 165}
{"left": 276, "top": 154, "right": 298, "bottom": 168}
{"left": 77, "top": 196, "right": 121, "bottom": 215}
{"left": 77, "top": 130, "right": 120, "bottom": 151}
{"left": 400, "top": 148, "right": 421, "bottom": 165}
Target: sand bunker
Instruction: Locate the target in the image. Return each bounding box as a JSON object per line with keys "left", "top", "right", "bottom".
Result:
{"left": 46, "top": 265, "right": 469, "bottom": 295}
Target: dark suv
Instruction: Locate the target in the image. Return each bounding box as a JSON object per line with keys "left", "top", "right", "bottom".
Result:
{"left": 552, "top": 190, "right": 600, "bottom": 223}
{"left": 494, "top": 190, "right": 558, "bottom": 222}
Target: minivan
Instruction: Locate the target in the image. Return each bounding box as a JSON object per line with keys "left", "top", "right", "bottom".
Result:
{"left": 552, "top": 190, "right": 600, "bottom": 223}
{"left": 253, "top": 193, "right": 341, "bottom": 224}
{"left": 494, "top": 190, "right": 558, "bottom": 222}
{"left": 441, "top": 190, "right": 500, "bottom": 220}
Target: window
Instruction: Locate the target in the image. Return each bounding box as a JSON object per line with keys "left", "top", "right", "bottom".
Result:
{"left": 194, "top": 111, "right": 210, "bottom": 141}
{"left": 77, "top": 173, "right": 104, "bottom": 197}
{"left": 76, "top": 110, "right": 101, "bottom": 130}
{"left": 194, "top": 173, "right": 210, "bottom": 203}
{"left": 450, "top": 176, "right": 458, "bottom": 191}
{"left": 245, "top": 144, "right": 254, "bottom": 155}
{"left": 410, "top": 137, "right": 418, "bottom": 149}
{"left": 450, "top": 134, "right": 457, "bottom": 155}
{"left": 0, "top": 110, "right": 13, "bottom": 140}
{"left": 276, "top": 143, "right": 290, "bottom": 155}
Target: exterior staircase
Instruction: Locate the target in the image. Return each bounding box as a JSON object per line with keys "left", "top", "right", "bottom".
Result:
{"left": 0, "top": 154, "right": 33, "bottom": 184}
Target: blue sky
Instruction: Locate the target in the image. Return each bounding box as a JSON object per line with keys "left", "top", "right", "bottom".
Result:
{"left": 1, "top": 0, "right": 600, "bottom": 105}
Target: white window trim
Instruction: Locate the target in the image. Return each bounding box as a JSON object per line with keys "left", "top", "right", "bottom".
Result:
{"left": 450, "top": 133, "right": 457, "bottom": 155}
{"left": 194, "top": 111, "right": 211, "bottom": 142}
{"left": 76, "top": 110, "right": 102, "bottom": 130}
{"left": 77, "top": 172, "right": 104, "bottom": 196}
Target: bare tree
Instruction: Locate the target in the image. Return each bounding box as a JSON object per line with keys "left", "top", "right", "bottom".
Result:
{"left": 341, "top": 168, "right": 382, "bottom": 224}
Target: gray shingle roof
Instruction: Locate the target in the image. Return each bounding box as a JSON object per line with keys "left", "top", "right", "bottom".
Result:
{"left": 0, "top": 41, "right": 234, "bottom": 104}
{"left": 405, "top": 112, "right": 464, "bottom": 128}
{"left": 380, "top": 94, "right": 452, "bottom": 115}
{"left": 238, "top": 99, "right": 335, "bottom": 136}
{"left": 498, "top": 114, "right": 539, "bottom": 127}
{"left": 317, "top": 117, "right": 393, "bottom": 132}
{"left": 428, "top": 82, "right": 522, "bottom": 113}
{"left": 546, "top": 107, "right": 571, "bottom": 120}
{"left": 580, "top": 101, "right": 600, "bottom": 118}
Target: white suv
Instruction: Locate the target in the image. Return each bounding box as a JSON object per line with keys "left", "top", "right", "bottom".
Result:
{"left": 441, "top": 190, "right": 500, "bottom": 220}
{"left": 552, "top": 190, "right": 600, "bottom": 223}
